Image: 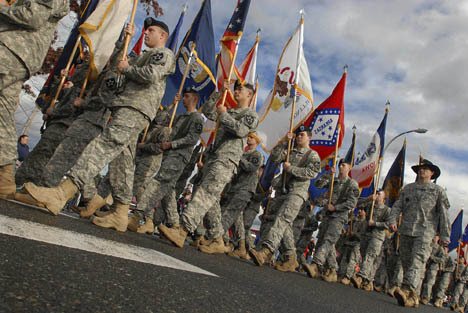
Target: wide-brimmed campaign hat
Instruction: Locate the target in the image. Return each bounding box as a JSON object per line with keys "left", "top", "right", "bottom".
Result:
{"left": 411, "top": 159, "right": 441, "bottom": 180}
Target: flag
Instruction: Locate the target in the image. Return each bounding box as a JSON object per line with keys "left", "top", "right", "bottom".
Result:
{"left": 309, "top": 158, "right": 333, "bottom": 202}
{"left": 449, "top": 210, "right": 463, "bottom": 252}
{"left": 166, "top": 3, "right": 188, "bottom": 53}
{"left": 463, "top": 225, "right": 468, "bottom": 244}
{"left": 161, "top": 0, "right": 216, "bottom": 109}
{"left": 382, "top": 140, "right": 406, "bottom": 207}
{"left": 350, "top": 108, "right": 388, "bottom": 188}
{"left": 344, "top": 127, "right": 356, "bottom": 166}
{"left": 257, "top": 13, "right": 314, "bottom": 151}
{"left": 360, "top": 179, "right": 375, "bottom": 198}
{"left": 216, "top": 0, "right": 252, "bottom": 109}
{"left": 79, "top": 0, "right": 134, "bottom": 79}
{"left": 304, "top": 72, "right": 346, "bottom": 160}
{"left": 130, "top": 29, "right": 145, "bottom": 56}
{"left": 36, "top": 0, "right": 100, "bottom": 110}
{"left": 259, "top": 157, "right": 280, "bottom": 193}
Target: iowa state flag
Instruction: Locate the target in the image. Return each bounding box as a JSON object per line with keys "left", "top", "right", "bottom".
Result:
{"left": 304, "top": 71, "right": 346, "bottom": 160}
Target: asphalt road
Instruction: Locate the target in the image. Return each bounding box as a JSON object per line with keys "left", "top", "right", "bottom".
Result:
{"left": 0, "top": 199, "right": 443, "bottom": 313}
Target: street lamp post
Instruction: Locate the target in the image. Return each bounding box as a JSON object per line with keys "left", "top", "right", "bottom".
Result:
{"left": 384, "top": 128, "right": 428, "bottom": 154}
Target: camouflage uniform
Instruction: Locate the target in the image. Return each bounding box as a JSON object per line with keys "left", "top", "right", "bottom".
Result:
{"left": 174, "top": 144, "right": 202, "bottom": 198}
{"left": 450, "top": 263, "right": 468, "bottom": 309}
{"left": 390, "top": 181, "right": 450, "bottom": 292}
{"left": 311, "top": 175, "right": 360, "bottom": 271}
{"left": 338, "top": 215, "right": 367, "bottom": 279}
{"left": 433, "top": 256, "right": 455, "bottom": 301}
{"left": 0, "top": 0, "right": 69, "bottom": 169}
{"left": 138, "top": 110, "right": 204, "bottom": 224}
{"left": 242, "top": 186, "right": 267, "bottom": 248}
{"left": 296, "top": 210, "right": 319, "bottom": 264}
{"left": 357, "top": 198, "right": 392, "bottom": 282}
{"left": 256, "top": 143, "right": 320, "bottom": 256}
{"left": 221, "top": 148, "right": 263, "bottom": 241}
{"left": 67, "top": 47, "right": 175, "bottom": 203}
{"left": 420, "top": 243, "right": 445, "bottom": 301}
{"left": 180, "top": 92, "right": 258, "bottom": 234}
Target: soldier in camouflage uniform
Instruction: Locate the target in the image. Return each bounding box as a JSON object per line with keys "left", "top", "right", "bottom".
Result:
{"left": 351, "top": 190, "right": 392, "bottom": 291}
{"left": 419, "top": 235, "right": 445, "bottom": 305}
{"left": 22, "top": 19, "right": 175, "bottom": 232}
{"left": 432, "top": 255, "right": 455, "bottom": 307}
{"left": 129, "top": 87, "right": 204, "bottom": 234}
{"left": 249, "top": 126, "right": 320, "bottom": 271}
{"left": 0, "top": 0, "right": 69, "bottom": 198}
{"left": 390, "top": 159, "right": 450, "bottom": 308}
{"left": 296, "top": 208, "right": 320, "bottom": 266}
{"left": 449, "top": 257, "right": 468, "bottom": 312}
{"left": 339, "top": 208, "right": 366, "bottom": 285}
{"left": 303, "top": 158, "right": 359, "bottom": 283}
{"left": 174, "top": 144, "right": 203, "bottom": 198}
{"left": 15, "top": 64, "right": 88, "bottom": 186}
{"left": 211, "top": 131, "right": 262, "bottom": 255}
{"left": 159, "top": 80, "right": 259, "bottom": 249}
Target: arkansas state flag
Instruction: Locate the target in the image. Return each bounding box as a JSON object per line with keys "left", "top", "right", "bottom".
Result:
{"left": 304, "top": 71, "right": 346, "bottom": 160}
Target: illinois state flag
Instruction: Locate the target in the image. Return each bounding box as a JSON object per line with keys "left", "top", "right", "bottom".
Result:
{"left": 257, "top": 13, "right": 314, "bottom": 151}
{"left": 351, "top": 108, "right": 388, "bottom": 188}
{"left": 303, "top": 71, "right": 346, "bottom": 160}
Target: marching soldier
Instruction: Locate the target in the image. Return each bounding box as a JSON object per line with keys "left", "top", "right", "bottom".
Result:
{"left": 249, "top": 125, "right": 321, "bottom": 270}
{"left": 390, "top": 159, "right": 450, "bottom": 308}
{"left": 449, "top": 256, "right": 468, "bottom": 312}
{"left": 303, "top": 158, "right": 360, "bottom": 282}
{"left": 433, "top": 255, "right": 455, "bottom": 307}
{"left": 419, "top": 235, "right": 445, "bottom": 305}
{"left": 21, "top": 19, "right": 176, "bottom": 231}
{"left": 0, "top": 0, "right": 69, "bottom": 198}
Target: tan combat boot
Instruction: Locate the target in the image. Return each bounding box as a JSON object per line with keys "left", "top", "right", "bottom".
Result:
{"left": 136, "top": 218, "right": 154, "bottom": 234}
{"left": 92, "top": 201, "right": 129, "bottom": 232}
{"left": 0, "top": 164, "right": 16, "bottom": 199}
{"left": 199, "top": 237, "right": 226, "bottom": 254}
{"left": 433, "top": 298, "right": 444, "bottom": 308}
{"left": 127, "top": 214, "right": 141, "bottom": 232}
{"left": 303, "top": 263, "right": 320, "bottom": 279}
{"left": 351, "top": 275, "right": 363, "bottom": 289}
{"left": 322, "top": 269, "right": 338, "bottom": 283}
{"left": 14, "top": 191, "right": 45, "bottom": 207}
{"left": 158, "top": 224, "right": 188, "bottom": 248}
{"left": 387, "top": 286, "right": 397, "bottom": 297}
{"left": 199, "top": 236, "right": 212, "bottom": 246}
{"left": 80, "top": 194, "right": 111, "bottom": 218}
{"left": 274, "top": 254, "right": 299, "bottom": 272}
{"left": 190, "top": 236, "right": 202, "bottom": 248}
{"left": 228, "top": 239, "right": 247, "bottom": 258}
{"left": 394, "top": 287, "right": 412, "bottom": 307}
{"left": 374, "top": 285, "right": 383, "bottom": 292}
{"left": 361, "top": 280, "right": 374, "bottom": 292}
{"left": 24, "top": 178, "right": 78, "bottom": 215}
{"left": 420, "top": 297, "right": 429, "bottom": 305}
{"left": 340, "top": 276, "right": 351, "bottom": 286}
{"left": 249, "top": 247, "right": 273, "bottom": 266}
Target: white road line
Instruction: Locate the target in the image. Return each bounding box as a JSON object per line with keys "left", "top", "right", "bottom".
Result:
{"left": 0, "top": 215, "right": 217, "bottom": 277}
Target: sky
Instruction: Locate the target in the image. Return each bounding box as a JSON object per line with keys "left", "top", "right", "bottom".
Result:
{"left": 16, "top": 0, "right": 468, "bottom": 225}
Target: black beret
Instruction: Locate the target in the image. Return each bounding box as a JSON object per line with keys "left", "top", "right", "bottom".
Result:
{"left": 295, "top": 124, "right": 312, "bottom": 135}
{"left": 144, "top": 17, "right": 170, "bottom": 34}
{"left": 183, "top": 86, "right": 198, "bottom": 95}
{"left": 234, "top": 79, "right": 255, "bottom": 92}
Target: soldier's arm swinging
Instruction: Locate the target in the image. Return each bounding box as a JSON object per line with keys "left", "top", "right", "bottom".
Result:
{"left": 0, "top": 1, "right": 51, "bottom": 29}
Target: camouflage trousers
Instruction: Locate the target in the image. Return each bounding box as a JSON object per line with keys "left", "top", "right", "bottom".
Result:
{"left": 313, "top": 215, "right": 346, "bottom": 270}
{"left": 358, "top": 235, "right": 385, "bottom": 281}
{"left": 41, "top": 117, "right": 103, "bottom": 187}
{"left": 434, "top": 271, "right": 452, "bottom": 300}
{"left": 221, "top": 191, "right": 252, "bottom": 239}
{"left": 133, "top": 153, "right": 162, "bottom": 201}
{"left": 420, "top": 262, "right": 439, "bottom": 300}
{"left": 68, "top": 107, "right": 148, "bottom": 204}
{"left": 258, "top": 192, "right": 305, "bottom": 255}
{"left": 243, "top": 198, "right": 261, "bottom": 248}
{"left": 182, "top": 159, "right": 237, "bottom": 234}
{"left": 387, "top": 253, "right": 403, "bottom": 288}
{"left": 338, "top": 243, "right": 360, "bottom": 279}
{"left": 16, "top": 122, "right": 68, "bottom": 185}
{"left": 139, "top": 154, "right": 187, "bottom": 225}
{"left": 296, "top": 230, "right": 315, "bottom": 263}
{"left": 0, "top": 46, "right": 28, "bottom": 167}
{"left": 278, "top": 209, "right": 306, "bottom": 258}
{"left": 450, "top": 281, "right": 467, "bottom": 307}
{"left": 399, "top": 234, "right": 433, "bottom": 292}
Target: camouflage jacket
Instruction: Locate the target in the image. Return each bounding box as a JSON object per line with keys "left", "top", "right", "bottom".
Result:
{"left": 357, "top": 198, "right": 392, "bottom": 241}
{"left": 138, "top": 109, "right": 171, "bottom": 156}
{"left": 165, "top": 111, "right": 204, "bottom": 163}
{"left": 454, "top": 264, "right": 468, "bottom": 283}
{"left": 227, "top": 149, "right": 264, "bottom": 195}
{"left": 113, "top": 47, "right": 175, "bottom": 120}
{"left": 315, "top": 175, "right": 360, "bottom": 220}
{"left": 344, "top": 216, "right": 367, "bottom": 246}
{"left": 202, "top": 92, "right": 259, "bottom": 165}
{"left": 390, "top": 182, "right": 450, "bottom": 242}
{"left": 0, "top": 0, "right": 69, "bottom": 76}
{"left": 270, "top": 144, "right": 320, "bottom": 200}
{"left": 427, "top": 243, "right": 445, "bottom": 266}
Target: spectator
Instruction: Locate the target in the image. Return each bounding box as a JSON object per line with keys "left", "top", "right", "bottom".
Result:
{"left": 17, "top": 135, "right": 30, "bottom": 164}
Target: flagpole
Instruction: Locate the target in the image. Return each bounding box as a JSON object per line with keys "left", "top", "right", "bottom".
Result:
{"left": 328, "top": 124, "right": 341, "bottom": 206}
{"left": 121, "top": 0, "right": 139, "bottom": 61}
{"left": 250, "top": 29, "right": 261, "bottom": 110}
{"left": 455, "top": 209, "right": 464, "bottom": 276}
{"left": 282, "top": 10, "right": 305, "bottom": 193}
{"left": 351, "top": 125, "right": 356, "bottom": 166}
{"left": 369, "top": 102, "right": 390, "bottom": 221}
